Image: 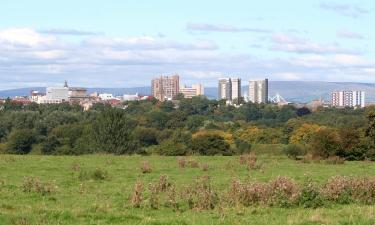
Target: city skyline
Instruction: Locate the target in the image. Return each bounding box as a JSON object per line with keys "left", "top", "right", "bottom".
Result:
{"left": 1, "top": 0, "right": 375, "bottom": 90}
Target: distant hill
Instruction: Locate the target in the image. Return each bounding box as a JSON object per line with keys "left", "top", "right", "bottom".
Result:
{"left": 1, "top": 81, "right": 375, "bottom": 103}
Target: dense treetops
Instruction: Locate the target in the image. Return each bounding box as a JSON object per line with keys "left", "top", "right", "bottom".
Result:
{"left": 0, "top": 96, "right": 374, "bottom": 160}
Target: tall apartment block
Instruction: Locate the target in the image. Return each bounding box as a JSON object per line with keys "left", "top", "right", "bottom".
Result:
{"left": 151, "top": 75, "right": 180, "bottom": 101}
{"left": 248, "top": 79, "right": 269, "bottom": 103}
{"left": 331, "top": 90, "right": 365, "bottom": 108}
{"left": 218, "top": 78, "right": 232, "bottom": 100}
{"left": 218, "top": 78, "right": 241, "bottom": 101}
{"left": 231, "top": 78, "right": 241, "bottom": 101}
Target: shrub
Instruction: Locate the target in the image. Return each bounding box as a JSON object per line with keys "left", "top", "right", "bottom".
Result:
{"left": 131, "top": 180, "right": 143, "bottom": 208}
{"left": 157, "top": 175, "right": 170, "bottom": 192}
{"left": 298, "top": 180, "right": 326, "bottom": 208}
{"left": 78, "top": 168, "right": 109, "bottom": 181}
{"left": 177, "top": 157, "right": 187, "bottom": 168}
{"left": 283, "top": 144, "right": 306, "bottom": 160}
{"left": 148, "top": 183, "right": 159, "bottom": 209}
{"left": 152, "top": 139, "right": 188, "bottom": 156}
{"left": 6, "top": 129, "right": 36, "bottom": 154}
{"left": 189, "top": 159, "right": 199, "bottom": 168}
{"left": 92, "top": 168, "right": 109, "bottom": 180}
{"left": 140, "top": 161, "right": 152, "bottom": 173}
{"left": 201, "top": 163, "right": 209, "bottom": 171}
{"left": 22, "top": 177, "right": 57, "bottom": 196}
{"left": 268, "top": 176, "right": 300, "bottom": 207}
{"left": 191, "top": 133, "right": 231, "bottom": 155}
{"left": 182, "top": 176, "right": 218, "bottom": 210}
{"left": 321, "top": 176, "right": 353, "bottom": 204}
{"left": 239, "top": 153, "right": 260, "bottom": 170}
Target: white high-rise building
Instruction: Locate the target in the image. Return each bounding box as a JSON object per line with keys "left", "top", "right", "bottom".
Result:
{"left": 249, "top": 79, "right": 268, "bottom": 103}
{"left": 331, "top": 91, "right": 365, "bottom": 108}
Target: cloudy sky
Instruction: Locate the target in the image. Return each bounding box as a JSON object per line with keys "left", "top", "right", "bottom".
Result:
{"left": 0, "top": 0, "right": 374, "bottom": 89}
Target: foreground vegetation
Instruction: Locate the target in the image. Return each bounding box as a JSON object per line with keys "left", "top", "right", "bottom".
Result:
{"left": 1, "top": 97, "right": 375, "bottom": 161}
{"left": 0, "top": 154, "right": 374, "bottom": 225}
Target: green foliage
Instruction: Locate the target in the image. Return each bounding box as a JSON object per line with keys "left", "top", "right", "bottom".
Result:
{"left": 41, "top": 135, "right": 60, "bottom": 155}
{"left": 191, "top": 133, "right": 231, "bottom": 155}
{"left": 283, "top": 144, "right": 306, "bottom": 160}
{"left": 0, "top": 98, "right": 374, "bottom": 159}
{"left": 93, "top": 108, "right": 138, "bottom": 154}
{"left": 150, "top": 139, "right": 188, "bottom": 156}
{"left": 6, "top": 129, "right": 36, "bottom": 154}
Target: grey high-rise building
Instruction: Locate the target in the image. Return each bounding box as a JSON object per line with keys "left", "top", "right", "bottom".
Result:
{"left": 249, "top": 79, "right": 268, "bottom": 103}
{"left": 218, "top": 78, "right": 232, "bottom": 100}
{"left": 231, "top": 78, "right": 241, "bottom": 102}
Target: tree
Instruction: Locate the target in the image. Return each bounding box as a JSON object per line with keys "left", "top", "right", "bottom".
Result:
{"left": 93, "top": 108, "right": 138, "bottom": 154}
{"left": 41, "top": 135, "right": 60, "bottom": 155}
{"left": 6, "top": 129, "right": 36, "bottom": 154}
{"left": 307, "top": 128, "right": 341, "bottom": 158}
{"left": 290, "top": 123, "right": 325, "bottom": 145}
{"left": 296, "top": 107, "right": 311, "bottom": 117}
{"left": 133, "top": 127, "right": 159, "bottom": 147}
{"left": 191, "top": 133, "right": 231, "bottom": 155}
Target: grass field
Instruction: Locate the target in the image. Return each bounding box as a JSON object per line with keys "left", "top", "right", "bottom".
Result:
{"left": 0, "top": 154, "right": 375, "bottom": 225}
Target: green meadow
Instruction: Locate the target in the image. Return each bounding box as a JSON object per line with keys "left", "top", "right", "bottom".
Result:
{"left": 0, "top": 154, "right": 375, "bottom": 225}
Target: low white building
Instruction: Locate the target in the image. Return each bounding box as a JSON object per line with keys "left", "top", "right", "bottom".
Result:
{"left": 99, "top": 93, "right": 114, "bottom": 101}
{"left": 123, "top": 93, "right": 139, "bottom": 101}
{"left": 180, "top": 84, "right": 204, "bottom": 98}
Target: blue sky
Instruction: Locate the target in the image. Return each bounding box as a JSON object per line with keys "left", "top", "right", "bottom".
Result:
{"left": 0, "top": 0, "right": 374, "bottom": 89}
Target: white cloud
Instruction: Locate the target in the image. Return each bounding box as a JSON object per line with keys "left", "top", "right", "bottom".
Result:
{"left": 269, "top": 33, "right": 360, "bottom": 55}
{"left": 336, "top": 29, "right": 364, "bottom": 39}
{"left": 186, "top": 23, "right": 271, "bottom": 33}
{"left": 319, "top": 2, "right": 369, "bottom": 18}
{"left": 0, "top": 27, "right": 374, "bottom": 89}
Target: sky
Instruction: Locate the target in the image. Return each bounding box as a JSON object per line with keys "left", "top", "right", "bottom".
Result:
{"left": 0, "top": 0, "right": 374, "bottom": 89}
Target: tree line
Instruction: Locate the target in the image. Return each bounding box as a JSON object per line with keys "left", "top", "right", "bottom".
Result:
{"left": 0, "top": 97, "right": 374, "bottom": 160}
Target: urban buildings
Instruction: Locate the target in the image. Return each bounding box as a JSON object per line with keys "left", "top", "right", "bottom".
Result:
{"left": 151, "top": 75, "right": 180, "bottom": 101}
{"left": 218, "top": 77, "right": 241, "bottom": 102}
{"left": 331, "top": 90, "right": 365, "bottom": 108}
{"left": 249, "top": 79, "right": 269, "bottom": 104}
{"left": 231, "top": 78, "right": 241, "bottom": 102}
{"left": 218, "top": 78, "right": 232, "bottom": 101}
{"left": 43, "top": 81, "right": 70, "bottom": 104}
{"left": 99, "top": 93, "right": 115, "bottom": 101}
{"left": 69, "top": 87, "right": 88, "bottom": 102}
{"left": 123, "top": 93, "right": 140, "bottom": 101}
{"left": 180, "top": 84, "right": 204, "bottom": 98}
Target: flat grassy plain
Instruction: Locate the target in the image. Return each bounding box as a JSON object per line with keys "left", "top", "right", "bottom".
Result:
{"left": 0, "top": 154, "right": 375, "bottom": 225}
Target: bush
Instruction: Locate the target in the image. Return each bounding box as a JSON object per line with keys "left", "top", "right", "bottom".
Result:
{"left": 41, "top": 135, "right": 60, "bottom": 155}
{"left": 151, "top": 139, "right": 188, "bottom": 156}
{"left": 298, "top": 180, "right": 325, "bottom": 208}
{"left": 6, "top": 129, "right": 36, "bottom": 154}
{"left": 283, "top": 144, "right": 306, "bottom": 160}
{"left": 78, "top": 168, "right": 109, "bottom": 181}
{"left": 22, "top": 177, "right": 57, "bottom": 196}
{"left": 191, "top": 133, "right": 231, "bottom": 156}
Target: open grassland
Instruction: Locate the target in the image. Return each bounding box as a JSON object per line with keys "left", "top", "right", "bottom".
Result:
{"left": 0, "top": 154, "right": 375, "bottom": 225}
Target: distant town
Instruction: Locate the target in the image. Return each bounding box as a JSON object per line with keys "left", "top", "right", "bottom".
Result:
{"left": 0, "top": 75, "right": 367, "bottom": 111}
